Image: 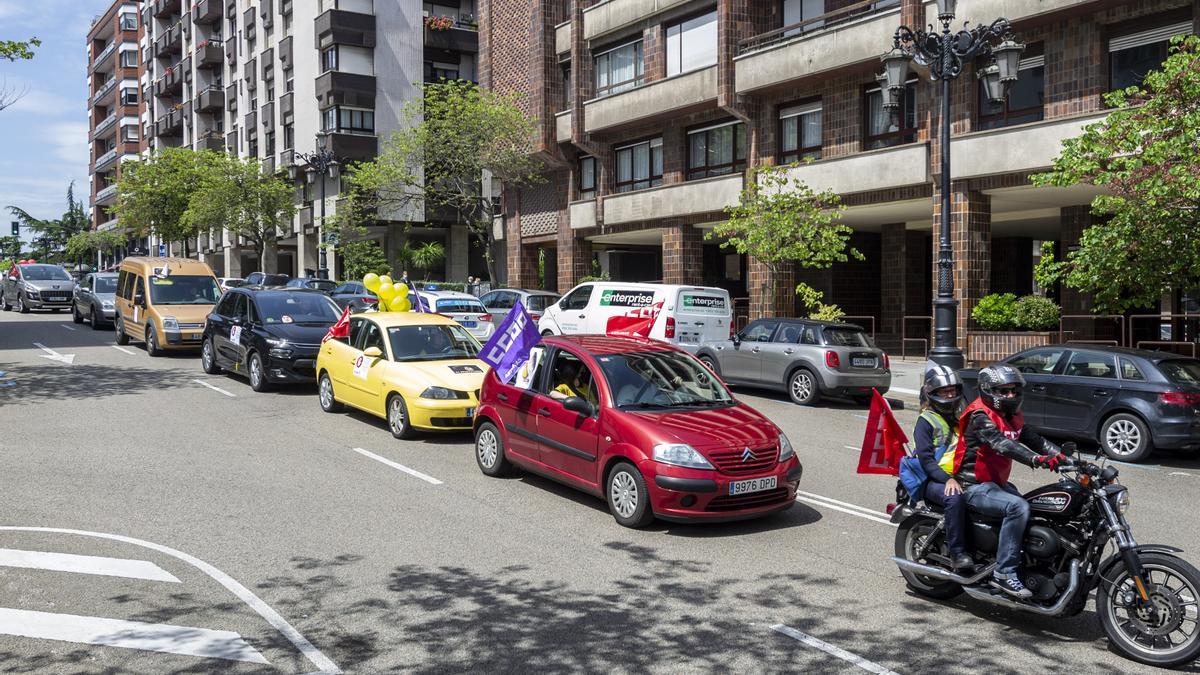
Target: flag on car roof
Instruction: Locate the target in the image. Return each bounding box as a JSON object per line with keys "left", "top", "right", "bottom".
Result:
{"left": 411, "top": 293, "right": 431, "bottom": 313}
{"left": 480, "top": 300, "right": 541, "bottom": 383}
{"left": 323, "top": 306, "right": 351, "bottom": 343}
{"left": 606, "top": 300, "right": 663, "bottom": 339}
{"left": 857, "top": 389, "right": 908, "bottom": 475}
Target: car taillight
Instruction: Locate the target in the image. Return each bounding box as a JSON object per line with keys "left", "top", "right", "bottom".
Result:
{"left": 729, "top": 322, "right": 735, "bottom": 338}
{"left": 362, "top": 296, "right": 375, "bottom": 303}
{"left": 478, "top": 314, "right": 492, "bottom": 323}
{"left": 665, "top": 316, "right": 676, "bottom": 339}
{"left": 530, "top": 313, "right": 541, "bottom": 322}
{"left": 882, "top": 352, "right": 890, "bottom": 370}
{"left": 825, "top": 350, "right": 840, "bottom": 369}
{"left": 1160, "top": 391, "right": 1200, "bottom": 406}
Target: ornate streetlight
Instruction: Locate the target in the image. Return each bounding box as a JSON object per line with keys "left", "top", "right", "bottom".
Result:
{"left": 882, "top": 0, "right": 1023, "bottom": 369}
{"left": 292, "top": 133, "right": 341, "bottom": 280}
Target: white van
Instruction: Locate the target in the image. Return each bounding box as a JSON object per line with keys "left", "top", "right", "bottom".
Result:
{"left": 538, "top": 282, "right": 733, "bottom": 350}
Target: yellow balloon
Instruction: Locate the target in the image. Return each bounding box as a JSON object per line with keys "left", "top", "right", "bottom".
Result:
{"left": 377, "top": 282, "right": 397, "bottom": 302}
{"left": 379, "top": 275, "right": 393, "bottom": 287}
{"left": 388, "top": 295, "right": 411, "bottom": 312}
{"left": 362, "top": 272, "right": 381, "bottom": 293}
{"left": 394, "top": 283, "right": 409, "bottom": 299}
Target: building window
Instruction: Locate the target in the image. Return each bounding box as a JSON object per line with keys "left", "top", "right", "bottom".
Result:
{"left": 120, "top": 49, "right": 137, "bottom": 68}
{"left": 687, "top": 121, "right": 747, "bottom": 180}
{"left": 120, "top": 13, "right": 137, "bottom": 30}
{"left": 666, "top": 11, "right": 717, "bottom": 76}
{"left": 283, "top": 123, "right": 294, "bottom": 150}
{"left": 322, "top": 106, "right": 374, "bottom": 134}
{"left": 321, "top": 46, "right": 338, "bottom": 73}
{"left": 779, "top": 100, "right": 821, "bottom": 163}
{"left": 782, "top": 0, "right": 827, "bottom": 35}
{"left": 248, "top": 136, "right": 258, "bottom": 158}
{"left": 1108, "top": 20, "right": 1192, "bottom": 92}
{"left": 594, "top": 40, "right": 643, "bottom": 97}
{"left": 120, "top": 88, "right": 137, "bottom": 106}
{"left": 614, "top": 138, "right": 662, "bottom": 192}
{"left": 265, "top": 131, "right": 275, "bottom": 155}
{"left": 864, "top": 78, "right": 917, "bottom": 150}
{"left": 561, "top": 63, "right": 572, "bottom": 110}
{"left": 121, "top": 125, "right": 139, "bottom": 142}
{"left": 579, "top": 156, "right": 596, "bottom": 200}
{"left": 978, "top": 46, "right": 1044, "bottom": 130}
{"left": 424, "top": 60, "right": 459, "bottom": 82}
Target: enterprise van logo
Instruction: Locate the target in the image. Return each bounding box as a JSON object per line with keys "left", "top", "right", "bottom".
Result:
{"left": 599, "top": 290, "right": 656, "bottom": 308}
{"left": 683, "top": 295, "right": 726, "bottom": 309}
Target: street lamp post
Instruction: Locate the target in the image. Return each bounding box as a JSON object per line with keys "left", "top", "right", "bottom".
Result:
{"left": 881, "top": 0, "right": 1023, "bottom": 370}
{"left": 293, "top": 133, "right": 341, "bottom": 280}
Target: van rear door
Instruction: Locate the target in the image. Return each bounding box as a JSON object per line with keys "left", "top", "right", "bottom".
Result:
{"left": 672, "top": 288, "right": 733, "bottom": 346}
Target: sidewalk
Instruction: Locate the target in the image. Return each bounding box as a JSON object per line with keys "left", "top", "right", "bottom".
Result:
{"left": 888, "top": 357, "right": 926, "bottom": 399}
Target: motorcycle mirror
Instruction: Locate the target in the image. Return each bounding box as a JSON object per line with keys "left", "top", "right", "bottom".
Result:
{"left": 1061, "top": 441, "right": 1077, "bottom": 457}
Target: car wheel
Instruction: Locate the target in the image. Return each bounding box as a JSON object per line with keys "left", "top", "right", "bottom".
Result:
{"left": 115, "top": 317, "right": 130, "bottom": 345}
{"left": 788, "top": 368, "right": 820, "bottom": 406}
{"left": 475, "top": 422, "right": 511, "bottom": 477}
{"left": 606, "top": 462, "right": 655, "bottom": 528}
{"left": 541, "top": 329, "right": 554, "bottom": 337}
{"left": 1, "top": 293, "right": 10, "bottom": 311}
{"left": 318, "top": 372, "right": 343, "bottom": 412}
{"left": 18, "top": 294, "right": 30, "bottom": 314}
{"left": 699, "top": 355, "right": 721, "bottom": 376}
{"left": 90, "top": 307, "right": 104, "bottom": 330}
{"left": 72, "top": 304, "right": 83, "bottom": 324}
{"left": 387, "top": 393, "right": 415, "bottom": 440}
{"left": 248, "top": 352, "right": 270, "bottom": 392}
{"left": 145, "top": 326, "right": 162, "bottom": 357}
{"left": 1100, "top": 413, "right": 1153, "bottom": 463}
{"left": 201, "top": 338, "right": 222, "bottom": 374}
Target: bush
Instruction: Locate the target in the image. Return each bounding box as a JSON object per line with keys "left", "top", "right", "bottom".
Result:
{"left": 1014, "top": 295, "right": 1060, "bottom": 331}
{"left": 971, "top": 293, "right": 1019, "bottom": 331}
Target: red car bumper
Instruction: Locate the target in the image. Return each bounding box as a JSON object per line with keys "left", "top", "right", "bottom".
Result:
{"left": 639, "top": 456, "right": 802, "bottom": 522}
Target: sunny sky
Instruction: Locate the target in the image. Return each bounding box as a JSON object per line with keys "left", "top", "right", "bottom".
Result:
{"left": 0, "top": 0, "right": 114, "bottom": 226}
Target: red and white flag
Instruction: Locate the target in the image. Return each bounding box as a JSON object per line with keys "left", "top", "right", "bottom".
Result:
{"left": 857, "top": 389, "right": 909, "bottom": 475}
{"left": 606, "top": 300, "right": 663, "bottom": 338}
{"left": 323, "top": 306, "right": 351, "bottom": 343}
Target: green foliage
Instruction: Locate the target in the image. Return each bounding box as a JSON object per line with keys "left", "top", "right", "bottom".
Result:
{"left": 1013, "top": 295, "right": 1060, "bottom": 331}
{"left": 972, "top": 293, "right": 1019, "bottom": 331}
{"left": 710, "top": 163, "right": 859, "bottom": 317}
{"left": 0, "top": 235, "right": 22, "bottom": 260}
{"left": 1033, "top": 241, "right": 1061, "bottom": 293}
{"left": 794, "top": 283, "right": 846, "bottom": 322}
{"left": 340, "top": 239, "right": 391, "bottom": 281}
{"left": 409, "top": 241, "right": 446, "bottom": 280}
{"left": 66, "top": 230, "right": 125, "bottom": 259}
{"left": 115, "top": 148, "right": 221, "bottom": 256}
{"left": 8, "top": 182, "right": 91, "bottom": 263}
{"left": 0, "top": 38, "right": 40, "bottom": 61}
{"left": 184, "top": 154, "right": 295, "bottom": 270}
{"left": 1032, "top": 36, "right": 1200, "bottom": 313}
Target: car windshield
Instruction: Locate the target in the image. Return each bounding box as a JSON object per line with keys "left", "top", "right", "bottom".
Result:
{"left": 255, "top": 292, "right": 340, "bottom": 325}
{"left": 20, "top": 265, "right": 71, "bottom": 281}
{"left": 526, "top": 295, "right": 558, "bottom": 312}
{"left": 147, "top": 275, "right": 221, "bottom": 305}
{"left": 306, "top": 279, "right": 337, "bottom": 292}
{"left": 824, "top": 328, "right": 870, "bottom": 347}
{"left": 597, "top": 350, "right": 733, "bottom": 409}
{"left": 387, "top": 324, "right": 482, "bottom": 362}
{"left": 223, "top": 279, "right": 245, "bottom": 287}
{"left": 1160, "top": 360, "right": 1200, "bottom": 386}
{"left": 436, "top": 298, "right": 486, "bottom": 314}
{"left": 94, "top": 276, "right": 117, "bottom": 293}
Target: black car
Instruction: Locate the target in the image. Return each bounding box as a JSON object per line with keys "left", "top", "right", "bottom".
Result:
{"left": 330, "top": 281, "right": 377, "bottom": 311}
{"left": 243, "top": 272, "right": 291, "bottom": 286}
{"left": 285, "top": 278, "right": 338, "bottom": 294}
{"left": 961, "top": 346, "right": 1200, "bottom": 462}
{"left": 201, "top": 287, "right": 341, "bottom": 392}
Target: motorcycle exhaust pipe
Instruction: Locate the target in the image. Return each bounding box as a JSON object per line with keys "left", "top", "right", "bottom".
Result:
{"left": 960, "top": 559, "right": 1081, "bottom": 616}
{"left": 890, "top": 557, "right": 996, "bottom": 585}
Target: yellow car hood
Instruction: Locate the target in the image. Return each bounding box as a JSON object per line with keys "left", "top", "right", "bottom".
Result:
{"left": 400, "top": 358, "right": 489, "bottom": 393}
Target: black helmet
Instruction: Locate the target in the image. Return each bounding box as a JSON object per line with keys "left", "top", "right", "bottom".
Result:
{"left": 978, "top": 364, "right": 1026, "bottom": 416}
{"left": 923, "top": 365, "right": 963, "bottom": 419}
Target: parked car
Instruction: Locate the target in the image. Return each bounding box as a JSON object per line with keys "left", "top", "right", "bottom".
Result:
{"left": 959, "top": 345, "right": 1200, "bottom": 462}
{"left": 412, "top": 289, "right": 497, "bottom": 342}
{"left": 474, "top": 335, "right": 802, "bottom": 527}
{"left": 539, "top": 282, "right": 733, "bottom": 352}
{"left": 243, "top": 272, "right": 291, "bottom": 286}
{"left": 72, "top": 272, "right": 118, "bottom": 329}
{"left": 217, "top": 277, "right": 245, "bottom": 292}
{"left": 315, "top": 312, "right": 487, "bottom": 438}
{"left": 202, "top": 287, "right": 342, "bottom": 391}
{"left": 696, "top": 318, "right": 891, "bottom": 406}
{"left": 479, "top": 288, "right": 561, "bottom": 329}
{"left": 114, "top": 257, "right": 221, "bottom": 356}
{"left": 330, "top": 281, "right": 377, "bottom": 311}
{"left": 285, "top": 278, "right": 339, "bottom": 294}
{"left": 2, "top": 263, "right": 76, "bottom": 313}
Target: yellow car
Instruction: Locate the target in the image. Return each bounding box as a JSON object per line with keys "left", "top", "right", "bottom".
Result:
{"left": 316, "top": 312, "right": 489, "bottom": 438}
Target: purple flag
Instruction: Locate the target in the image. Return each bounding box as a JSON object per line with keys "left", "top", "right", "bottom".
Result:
{"left": 480, "top": 300, "right": 542, "bottom": 383}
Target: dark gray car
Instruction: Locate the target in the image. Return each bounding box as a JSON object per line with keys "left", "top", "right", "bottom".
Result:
{"left": 479, "top": 288, "right": 561, "bottom": 328}
{"left": 1, "top": 264, "right": 76, "bottom": 313}
{"left": 72, "top": 272, "right": 118, "bottom": 329}
{"left": 696, "top": 318, "right": 891, "bottom": 405}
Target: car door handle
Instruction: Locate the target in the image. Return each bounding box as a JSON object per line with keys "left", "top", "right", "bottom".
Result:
{"left": 498, "top": 393, "right": 509, "bottom": 402}
{"left": 1031, "top": 384, "right": 1046, "bottom": 392}
{"left": 577, "top": 314, "right": 586, "bottom": 319}
{"left": 783, "top": 348, "right": 794, "bottom": 354}
{"left": 751, "top": 347, "right": 760, "bottom": 353}
{"left": 1093, "top": 389, "right": 1109, "bottom": 397}
{"left": 539, "top": 407, "right": 552, "bottom": 417}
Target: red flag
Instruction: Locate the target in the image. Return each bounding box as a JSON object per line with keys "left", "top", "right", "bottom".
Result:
{"left": 323, "top": 306, "right": 351, "bottom": 343}
{"left": 857, "top": 389, "right": 909, "bottom": 475}
{"left": 606, "top": 300, "right": 663, "bottom": 338}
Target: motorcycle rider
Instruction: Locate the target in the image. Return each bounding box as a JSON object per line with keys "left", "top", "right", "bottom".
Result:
{"left": 950, "top": 364, "right": 1064, "bottom": 599}
{"left": 913, "top": 366, "right": 970, "bottom": 570}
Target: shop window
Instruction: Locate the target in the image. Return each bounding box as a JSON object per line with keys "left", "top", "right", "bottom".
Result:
{"left": 864, "top": 77, "right": 917, "bottom": 150}
{"left": 594, "top": 40, "right": 643, "bottom": 97}
{"left": 666, "top": 11, "right": 717, "bottom": 76}
{"left": 687, "top": 121, "right": 746, "bottom": 180}
{"left": 779, "top": 100, "right": 821, "bottom": 163}
{"left": 1108, "top": 20, "right": 1192, "bottom": 92}
{"left": 978, "top": 44, "right": 1045, "bottom": 130}
{"left": 615, "top": 138, "right": 662, "bottom": 192}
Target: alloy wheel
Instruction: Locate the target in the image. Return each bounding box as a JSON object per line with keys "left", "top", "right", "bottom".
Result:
{"left": 477, "top": 428, "right": 498, "bottom": 469}
{"left": 319, "top": 375, "right": 335, "bottom": 410}
{"left": 250, "top": 355, "right": 263, "bottom": 389}
{"left": 1106, "top": 419, "right": 1142, "bottom": 457}
{"left": 609, "top": 471, "right": 638, "bottom": 519}
{"left": 389, "top": 397, "right": 407, "bottom": 434}
{"left": 791, "top": 372, "right": 813, "bottom": 401}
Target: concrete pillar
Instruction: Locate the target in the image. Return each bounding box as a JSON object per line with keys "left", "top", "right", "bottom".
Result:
{"left": 298, "top": 231, "right": 319, "bottom": 278}
{"left": 748, "top": 257, "right": 795, "bottom": 319}
{"left": 505, "top": 189, "right": 538, "bottom": 289}
{"left": 261, "top": 238, "right": 278, "bottom": 274}
{"left": 448, "top": 224, "right": 469, "bottom": 283}
{"left": 386, "top": 224, "right": 408, "bottom": 278}
{"left": 556, "top": 228, "right": 592, "bottom": 292}
{"left": 662, "top": 222, "right": 702, "bottom": 285}
{"left": 224, "top": 247, "right": 243, "bottom": 277}
{"left": 880, "top": 223, "right": 907, "bottom": 349}
{"left": 1059, "top": 205, "right": 1096, "bottom": 341}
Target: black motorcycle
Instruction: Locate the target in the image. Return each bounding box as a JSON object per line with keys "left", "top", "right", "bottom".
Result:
{"left": 890, "top": 455, "right": 1200, "bottom": 668}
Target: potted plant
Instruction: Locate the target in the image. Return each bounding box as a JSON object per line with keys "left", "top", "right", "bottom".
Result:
{"left": 968, "top": 293, "right": 1061, "bottom": 364}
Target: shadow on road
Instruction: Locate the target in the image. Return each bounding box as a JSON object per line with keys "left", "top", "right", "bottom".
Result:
{"left": 0, "top": 361, "right": 197, "bottom": 405}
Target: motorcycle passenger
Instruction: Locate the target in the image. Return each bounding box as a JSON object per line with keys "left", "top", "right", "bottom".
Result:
{"left": 913, "top": 366, "right": 970, "bottom": 571}
{"left": 950, "top": 364, "right": 1064, "bottom": 599}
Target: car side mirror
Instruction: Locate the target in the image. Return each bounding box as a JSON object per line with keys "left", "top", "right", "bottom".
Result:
{"left": 731, "top": 334, "right": 741, "bottom": 346}
{"left": 563, "top": 396, "right": 593, "bottom": 417}
{"left": 363, "top": 346, "right": 383, "bottom": 359}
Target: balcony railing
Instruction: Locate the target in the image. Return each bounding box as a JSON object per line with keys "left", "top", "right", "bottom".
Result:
{"left": 92, "top": 78, "right": 117, "bottom": 105}
{"left": 738, "top": 0, "right": 900, "bottom": 55}
{"left": 92, "top": 42, "right": 117, "bottom": 71}
{"left": 95, "top": 184, "right": 119, "bottom": 203}
{"left": 195, "top": 39, "right": 224, "bottom": 68}
{"left": 192, "top": 0, "right": 222, "bottom": 23}
{"left": 93, "top": 111, "right": 119, "bottom": 138}
{"left": 94, "top": 148, "right": 119, "bottom": 170}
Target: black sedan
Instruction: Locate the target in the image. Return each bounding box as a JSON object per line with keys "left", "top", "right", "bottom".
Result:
{"left": 961, "top": 346, "right": 1200, "bottom": 462}
{"left": 285, "top": 277, "right": 339, "bottom": 293}
{"left": 201, "top": 287, "right": 341, "bottom": 392}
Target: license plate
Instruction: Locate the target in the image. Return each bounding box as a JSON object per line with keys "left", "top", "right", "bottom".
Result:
{"left": 852, "top": 357, "right": 875, "bottom": 368}
{"left": 461, "top": 320, "right": 477, "bottom": 328}
{"left": 465, "top": 407, "right": 475, "bottom": 418}
{"left": 729, "top": 476, "right": 777, "bottom": 496}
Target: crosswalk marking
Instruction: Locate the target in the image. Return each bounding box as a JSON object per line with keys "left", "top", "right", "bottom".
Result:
{"left": 0, "top": 608, "right": 269, "bottom": 664}
{"left": 0, "top": 548, "right": 180, "bottom": 583}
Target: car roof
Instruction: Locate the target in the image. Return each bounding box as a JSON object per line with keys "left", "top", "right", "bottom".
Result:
{"left": 1033, "top": 344, "right": 1199, "bottom": 363}
{"left": 237, "top": 286, "right": 327, "bottom": 295}
{"left": 357, "top": 312, "right": 458, "bottom": 328}
{"left": 757, "top": 317, "right": 866, "bottom": 331}
{"left": 515, "top": 289, "right": 560, "bottom": 297}
{"left": 546, "top": 334, "right": 679, "bottom": 355}
{"left": 419, "top": 290, "right": 479, "bottom": 299}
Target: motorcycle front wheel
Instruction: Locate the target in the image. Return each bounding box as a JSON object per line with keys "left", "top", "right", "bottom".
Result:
{"left": 1098, "top": 552, "right": 1200, "bottom": 668}
{"left": 895, "top": 517, "right": 962, "bottom": 600}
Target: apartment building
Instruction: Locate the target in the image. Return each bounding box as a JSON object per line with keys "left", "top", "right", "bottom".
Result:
{"left": 88, "top": 1, "right": 144, "bottom": 235}
{"left": 481, "top": 0, "right": 1197, "bottom": 349}
{"left": 138, "top": 0, "right": 480, "bottom": 280}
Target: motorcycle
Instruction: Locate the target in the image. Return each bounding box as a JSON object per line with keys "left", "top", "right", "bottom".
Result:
{"left": 890, "top": 454, "right": 1200, "bottom": 668}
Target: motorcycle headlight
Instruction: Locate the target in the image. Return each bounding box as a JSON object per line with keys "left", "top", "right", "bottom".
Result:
{"left": 420, "top": 386, "right": 462, "bottom": 400}
{"left": 653, "top": 443, "right": 714, "bottom": 470}
{"left": 778, "top": 432, "right": 795, "bottom": 461}
{"left": 161, "top": 315, "right": 179, "bottom": 331}
{"left": 1113, "top": 488, "right": 1131, "bottom": 515}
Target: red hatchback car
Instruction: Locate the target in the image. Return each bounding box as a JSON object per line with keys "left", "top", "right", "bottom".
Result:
{"left": 473, "top": 335, "right": 803, "bottom": 527}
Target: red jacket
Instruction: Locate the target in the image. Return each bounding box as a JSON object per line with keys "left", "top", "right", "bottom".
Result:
{"left": 952, "top": 399, "right": 1024, "bottom": 485}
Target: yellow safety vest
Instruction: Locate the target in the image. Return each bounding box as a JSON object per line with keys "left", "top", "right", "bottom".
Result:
{"left": 919, "top": 409, "right": 959, "bottom": 475}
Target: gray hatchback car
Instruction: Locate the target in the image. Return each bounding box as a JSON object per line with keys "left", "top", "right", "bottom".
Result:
{"left": 1, "top": 263, "right": 76, "bottom": 313}
{"left": 696, "top": 318, "right": 891, "bottom": 405}
{"left": 72, "top": 272, "right": 118, "bottom": 329}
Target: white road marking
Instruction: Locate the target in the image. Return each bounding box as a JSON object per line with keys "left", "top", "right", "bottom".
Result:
{"left": 60, "top": 325, "right": 77, "bottom": 331}
{"left": 0, "top": 608, "right": 268, "bottom": 664}
{"left": 0, "top": 527, "right": 341, "bottom": 674}
{"left": 843, "top": 445, "right": 860, "bottom": 451}
{"left": 796, "top": 491, "right": 896, "bottom": 527}
{"left": 771, "top": 624, "right": 901, "bottom": 675}
{"left": 853, "top": 414, "right": 869, "bottom": 420}
{"left": 32, "top": 343, "right": 75, "bottom": 365}
{"left": 1170, "top": 471, "right": 1194, "bottom": 477}
{"left": 1081, "top": 454, "right": 1157, "bottom": 471}
{"left": 192, "top": 379, "right": 236, "bottom": 398}
{"left": 889, "top": 386, "right": 920, "bottom": 396}
{"left": 0, "top": 548, "right": 179, "bottom": 583}
{"left": 112, "top": 345, "right": 136, "bottom": 355}
{"left": 352, "top": 447, "right": 443, "bottom": 485}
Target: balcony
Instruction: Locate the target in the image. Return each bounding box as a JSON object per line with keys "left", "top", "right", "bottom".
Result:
{"left": 603, "top": 174, "right": 742, "bottom": 226}
{"left": 315, "top": 9, "right": 376, "bottom": 50}
{"left": 92, "top": 78, "right": 117, "bottom": 106}
{"left": 582, "top": 0, "right": 691, "bottom": 42}
{"left": 92, "top": 42, "right": 117, "bottom": 71}
{"left": 155, "top": 109, "right": 183, "bottom": 137}
{"left": 94, "top": 148, "right": 119, "bottom": 171}
{"left": 735, "top": 1, "right": 902, "bottom": 94}
{"left": 555, "top": 20, "right": 570, "bottom": 55}
{"left": 280, "top": 91, "right": 294, "bottom": 122}
{"left": 93, "top": 111, "right": 119, "bottom": 139}
{"left": 263, "top": 155, "right": 276, "bottom": 175}
{"left": 261, "top": 0, "right": 273, "bottom": 28}
{"left": 192, "top": 0, "right": 222, "bottom": 23}
{"left": 153, "top": 0, "right": 181, "bottom": 19}
{"left": 950, "top": 111, "right": 1108, "bottom": 181}
{"left": 154, "top": 22, "right": 184, "bottom": 58}
{"left": 555, "top": 111, "right": 571, "bottom": 143}
{"left": 153, "top": 65, "right": 183, "bottom": 97}
{"left": 245, "top": 110, "right": 257, "bottom": 130}
{"left": 279, "top": 148, "right": 294, "bottom": 169}
{"left": 196, "top": 132, "right": 224, "bottom": 151}
{"left": 225, "top": 83, "right": 238, "bottom": 113}
{"left": 924, "top": 0, "right": 1106, "bottom": 27}
{"left": 225, "top": 35, "right": 237, "bottom": 62}
{"left": 243, "top": 7, "right": 256, "bottom": 33}
{"left": 424, "top": 23, "right": 478, "bottom": 53}
{"left": 326, "top": 133, "right": 378, "bottom": 162}
{"left": 569, "top": 199, "right": 596, "bottom": 230}
{"left": 782, "top": 142, "right": 929, "bottom": 195}
{"left": 278, "top": 36, "right": 293, "bottom": 70}
{"left": 261, "top": 47, "right": 274, "bottom": 80}
{"left": 299, "top": 205, "right": 313, "bottom": 232}
{"left": 315, "top": 71, "right": 376, "bottom": 109}
{"left": 196, "top": 86, "right": 225, "bottom": 112}
{"left": 97, "top": 217, "right": 120, "bottom": 232}
{"left": 261, "top": 101, "right": 275, "bottom": 129}
{"left": 583, "top": 65, "right": 717, "bottom": 133}
{"left": 195, "top": 40, "right": 224, "bottom": 68}
{"left": 95, "top": 184, "right": 118, "bottom": 205}
{"left": 245, "top": 57, "right": 257, "bottom": 90}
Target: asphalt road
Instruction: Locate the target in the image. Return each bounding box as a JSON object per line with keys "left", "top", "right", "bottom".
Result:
{"left": 1, "top": 310, "right": 1199, "bottom": 674}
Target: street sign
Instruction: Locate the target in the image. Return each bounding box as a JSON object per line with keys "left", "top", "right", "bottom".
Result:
{"left": 158, "top": 244, "right": 166, "bottom": 256}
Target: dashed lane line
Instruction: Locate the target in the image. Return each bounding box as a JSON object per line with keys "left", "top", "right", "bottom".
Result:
{"left": 0, "top": 548, "right": 179, "bottom": 583}
{"left": 771, "top": 624, "right": 902, "bottom": 675}
{"left": 192, "top": 379, "right": 236, "bottom": 398}
{"left": 351, "top": 447, "right": 444, "bottom": 485}
{"left": 111, "top": 345, "right": 136, "bottom": 355}
{"left": 889, "top": 386, "right": 920, "bottom": 397}
{"left": 60, "top": 325, "right": 76, "bottom": 331}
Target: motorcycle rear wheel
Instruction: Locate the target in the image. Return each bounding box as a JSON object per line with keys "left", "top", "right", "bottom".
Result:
{"left": 1098, "top": 552, "right": 1200, "bottom": 668}
{"left": 895, "top": 518, "right": 962, "bottom": 600}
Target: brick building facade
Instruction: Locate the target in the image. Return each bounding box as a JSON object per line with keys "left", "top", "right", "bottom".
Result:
{"left": 88, "top": 1, "right": 144, "bottom": 235}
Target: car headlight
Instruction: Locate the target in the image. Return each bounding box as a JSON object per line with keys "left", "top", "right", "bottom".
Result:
{"left": 101, "top": 300, "right": 114, "bottom": 308}
{"left": 653, "top": 443, "right": 714, "bottom": 470}
{"left": 778, "top": 432, "right": 795, "bottom": 461}
{"left": 421, "top": 386, "right": 464, "bottom": 400}
{"left": 1113, "top": 488, "right": 1131, "bottom": 515}
{"left": 161, "top": 315, "right": 179, "bottom": 331}
{"left": 23, "top": 284, "right": 39, "bottom": 296}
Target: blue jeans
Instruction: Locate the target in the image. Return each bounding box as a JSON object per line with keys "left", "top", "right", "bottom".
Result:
{"left": 924, "top": 481, "right": 966, "bottom": 556}
{"left": 964, "top": 481, "right": 1029, "bottom": 579}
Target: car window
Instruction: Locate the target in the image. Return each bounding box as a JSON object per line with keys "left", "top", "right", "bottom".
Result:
{"left": 19, "top": 264, "right": 71, "bottom": 281}
{"left": 354, "top": 320, "right": 385, "bottom": 353}
{"left": 285, "top": 278, "right": 304, "bottom": 287}
{"left": 436, "top": 298, "right": 487, "bottom": 314}
{"left": 1120, "top": 358, "right": 1145, "bottom": 381}
{"left": 214, "top": 292, "right": 235, "bottom": 316}
{"left": 79, "top": 275, "right": 91, "bottom": 291}
{"left": 774, "top": 324, "right": 802, "bottom": 343}
{"left": 95, "top": 276, "right": 117, "bottom": 293}
{"left": 387, "top": 324, "right": 481, "bottom": 362}
{"left": 147, "top": 275, "right": 221, "bottom": 305}
{"left": 801, "top": 327, "right": 818, "bottom": 345}
{"left": 347, "top": 317, "right": 365, "bottom": 346}
{"left": 308, "top": 279, "right": 337, "bottom": 292}
{"left": 256, "top": 292, "right": 340, "bottom": 324}
{"left": 1007, "top": 348, "right": 1066, "bottom": 375}
{"left": 1160, "top": 360, "right": 1200, "bottom": 386}
{"left": 823, "top": 328, "right": 869, "bottom": 347}
{"left": 740, "top": 321, "right": 778, "bottom": 343}
{"left": 597, "top": 350, "right": 733, "bottom": 408}
{"left": 526, "top": 294, "right": 558, "bottom": 313}
{"left": 135, "top": 276, "right": 146, "bottom": 302}
{"left": 1063, "top": 351, "right": 1117, "bottom": 379}
{"left": 562, "top": 285, "right": 592, "bottom": 311}
{"left": 542, "top": 351, "right": 599, "bottom": 409}
{"left": 231, "top": 293, "right": 248, "bottom": 321}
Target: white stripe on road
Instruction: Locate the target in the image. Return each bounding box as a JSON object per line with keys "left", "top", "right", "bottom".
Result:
{"left": 0, "top": 608, "right": 268, "bottom": 664}
{"left": 192, "top": 379, "right": 236, "bottom": 398}
{"left": 112, "top": 345, "right": 136, "bottom": 355}
{"left": 889, "top": 386, "right": 920, "bottom": 396}
{"left": 0, "top": 548, "right": 179, "bottom": 583}
{"left": 351, "top": 447, "right": 443, "bottom": 485}
{"left": 771, "top": 624, "right": 901, "bottom": 675}
{"left": 61, "top": 325, "right": 76, "bottom": 331}
{"left": 796, "top": 491, "right": 896, "bottom": 527}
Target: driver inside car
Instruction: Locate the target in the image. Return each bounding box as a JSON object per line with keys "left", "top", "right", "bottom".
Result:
{"left": 550, "top": 360, "right": 597, "bottom": 406}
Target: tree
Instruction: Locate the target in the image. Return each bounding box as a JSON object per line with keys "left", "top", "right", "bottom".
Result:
{"left": 409, "top": 241, "right": 446, "bottom": 280}
{"left": 1033, "top": 36, "right": 1200, "bottom": 314}
{"left": 184, "top": 154, "right": 295, "bottom": 273}
{"left": 345, "top": 80, "right": 543, "bottom": 284}
{"left": 340, "top": 238, "right": 391, "bottom": 282}
{"left": 1, "top": 37, "right": 41, "bottom": 112}
{"left": 115, "top": 147, "right": 219, "bottom": 257}
{"left": 66, "top": 230, "right": 126, "bottom": 264}
{"left": 709, "top": 163, "right": 860, "bottom": 318}
{"left": 8, "top": 182, "right": 90, "bottom": 263}
{"left": 0, "top": 235, "right": 21, "bottom": 260}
